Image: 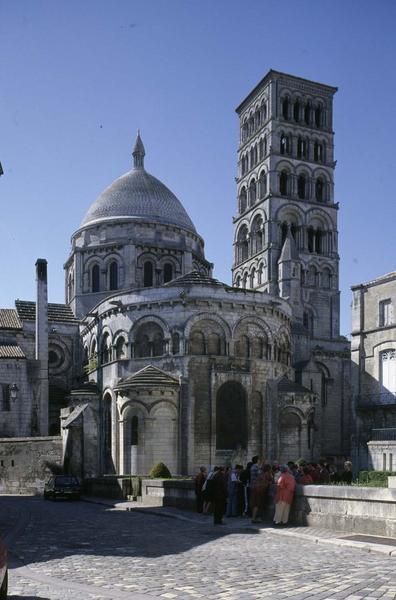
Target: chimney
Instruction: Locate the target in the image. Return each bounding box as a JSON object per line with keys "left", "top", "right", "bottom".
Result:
{"left": 35, "top": 259, "right": 49, "bottom": 435}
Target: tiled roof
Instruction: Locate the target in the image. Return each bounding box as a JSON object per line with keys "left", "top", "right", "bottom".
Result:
{"left": 0, "top": 309, "right": 22, "bottom": 330}
{"left": 163, "top": 271, "right": 226, "bottom": 288}
{"left": 0, "top": 345, "right": 26, "bottom": 359}
{"left": 115, "top": 365, "right": 180, "bottom": 390}
{"left": 15, "top": 301, "right": 78, "bottom": 324}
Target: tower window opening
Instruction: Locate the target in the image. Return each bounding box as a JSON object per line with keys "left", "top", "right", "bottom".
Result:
{"left": 282, "top": 98, "right": 289, "bottom": 120}
{"left": 91, "top": 264, "right": 100, "bottom": 293}
{"left": 163, "top": 263, "right": 173, "bottom": 283}
{"left": 314, "top": 142, "right": 323, "bottom": 162}
{"left": 109, "top": 261, "right": 118, "bottom": 290}
{"left": 131, "top": 416, "right": 138, "bottom": 446}
{"left": 304, "top": 103, "right": 311, "bottom": 125}
{"left": 239, "top": 187, "right": 247, "bottom": 213}
{"left": 316, "top": 178, "right": 324, "bottom": 201}
{"left": 297, "top": 174, "right": 306, "bottom": 200}
{"left": 279, "top": 171, "right": 288, "bottom": 196}
{"left": 293, "top": 100, "right": 300, "bottom": 122}
{"left": 249, "top": 179, "right": 257, "bottom": 206}
{"left": 143, "top": 261, "right": 153, "bottom": 287}
{"left": 297, "top": 137, "right": 307, "bottom": 159}
{"left": 315, "top": 106, "right": 322, "bottom": 128}
{"left": 280, "top": 134, "right": 289, "bottom": 155}
{"left": 259, "top": 171, "right": 267, "bottom": 198}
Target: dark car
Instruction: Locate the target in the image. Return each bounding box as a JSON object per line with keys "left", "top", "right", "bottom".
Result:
{"left": 44, "top": 475, "right": 81, "bottom": 500}
{"left": 0, "top": 535, "right": 7, "bottom": 599}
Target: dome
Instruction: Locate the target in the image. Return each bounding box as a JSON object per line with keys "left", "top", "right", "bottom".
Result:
{"left": 80, "top": 133, "right": 197, "bottom": 233}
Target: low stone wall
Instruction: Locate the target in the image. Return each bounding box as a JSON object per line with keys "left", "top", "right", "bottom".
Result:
{"left": 141, "top": 479, "right": 195, "bottom": 509}
{"left": 293, "top": 485, "right": 396, "bottom": 537}
{"left": 0, "top": 436, "right": 63, "bottom": 494}
{"left": 83, "top": 476, "right": 133, "bottom": 499}
{"left": 141, "top": 479, "right": 396, "bottom": 536}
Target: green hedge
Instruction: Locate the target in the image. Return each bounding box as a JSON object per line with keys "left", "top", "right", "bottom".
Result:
{"left": 357, "top": 470, "right": 396, "bottom": 487}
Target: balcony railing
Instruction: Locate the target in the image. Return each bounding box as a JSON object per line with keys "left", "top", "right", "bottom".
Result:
{"left": 371, "top": 428, "right": 396, "bottom": 441}
{"left": 357, "top": 392, "right": 396, "bottom": 408}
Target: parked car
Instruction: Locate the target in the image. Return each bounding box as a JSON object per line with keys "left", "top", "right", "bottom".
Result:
{"left": 44, "top": 475, "right": 81, "bottom": 500}
{"left": 0, "top": 535, "right": 7, "bottom": 599}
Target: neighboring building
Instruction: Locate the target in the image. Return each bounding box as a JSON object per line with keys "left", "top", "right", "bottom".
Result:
{"left": 351, "top": 272, "right": 396, "bottom": 470}
{"left": 0, "top": 70, "right": 352, "bottom": 479}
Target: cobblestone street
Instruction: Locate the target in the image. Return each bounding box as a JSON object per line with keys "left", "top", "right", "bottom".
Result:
{"left": 1, "top": 496, "right": 396, "bottom": 600}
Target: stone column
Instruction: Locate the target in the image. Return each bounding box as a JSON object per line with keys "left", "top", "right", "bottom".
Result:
{"left": 119, "top": 418, "right": 126, "bottom": 475}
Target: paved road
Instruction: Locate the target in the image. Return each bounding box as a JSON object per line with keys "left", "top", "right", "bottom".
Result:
{"left": 1, "top": 496, "right": 396, "bottom": 600}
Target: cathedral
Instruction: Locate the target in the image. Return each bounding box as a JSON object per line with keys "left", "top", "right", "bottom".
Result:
{"left": 0, "top": 70, "right": 352, "bottom": 479}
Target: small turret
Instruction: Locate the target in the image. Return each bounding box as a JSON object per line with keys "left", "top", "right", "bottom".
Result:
{"left": 132, "top": 131, "right": 145, "bottom": 169}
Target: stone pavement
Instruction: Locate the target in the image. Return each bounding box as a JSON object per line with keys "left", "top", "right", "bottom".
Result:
{"left": 1, "top": 495, "right": 396, "bottom": 599}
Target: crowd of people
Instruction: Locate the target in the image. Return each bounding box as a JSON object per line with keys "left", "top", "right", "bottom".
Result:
{"left": 194, "top": 458, "right": 353, "bottom": 526}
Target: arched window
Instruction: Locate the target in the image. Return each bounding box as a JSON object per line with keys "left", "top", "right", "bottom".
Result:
{"left": 281, "top": 222, "right": 288, "bottom": 246}
{"left": 235, "top": 334, "right": 249, "bottom": 357}
{"left": 131, "top": 416, "right": 138, "bottom": 446}
{"left": 261, "top": 102, "right": 267, "bottom": 122}
{"left": 258, "top": 264, "right": 263, "bottom": 285}
{"left": 143, "top": 261, "right": 153, "bottom": 287}
{"left": 308, "top": 227, "right": 315, "bottom": 253}
{"left": 135, "top": 322, "right": 164, "bottom": 357}
{"left": 315, "top": 106, "right": 322, "bottom": 128}
{"left": 189, "top": 330, "right": 205, "bottom": 355}
{"left": 239, "top": 187, "right": 247, "bottom": 213}
{"left": 258, "top": 139, "right": 264, "bottom": 160}
{"left": 322, "top": 268, "right": 332, "bottom": 289}
{"left": 259, "top": 172, "right": 266, "bottom": 198}
{"left": 293, "top": 100, "right": 300, "bottom": 122}
{"left": 91, "top": 264, "right": 100, "bottom": 293}
{"left": 249, "top": 179, "right": 256, "bottom": 205}
{"left": 251, "top": 215, "right": 263, "bottom": 254}
{"left": 282, "top": 97, "right": 289, "bottom": 120}
{"left": 250, "top": 147, "right": 254, "bottom": 168}
{"left": 101, "top": 333, "right": 111, "bottom": 364}
{"left": 304, "top": 102, "right": 311, "bottom": 125}
{"left": 314, "top": 142, "right": 323, "bottom": 162}
{"left": 172, "top": 332, "right": 180, "bottom": 355}
{"left": 316, "top": 177, "right": 324, "bottom": 201}
{"left": 216, "top": 382, "right": 247, "bottom": 450}
{"left": 242, "top": 272, "right": 248, "bottom": 289}
{"left": 242, "top": 122, "right": 248, "bottom": 142}
{"left": 279, "top": 171, "right": 288, "bottom": 196}
{"left": 280, "top": 134, "right": 289, "bottom": 155}
{"left": 116, "top": 336, "right": 126, "bottom": 359}
{"left": 297, "top": 137, "right": 307, "bottom": 159}
{"left": 109, "top": 261, "right": 118, "bottom": 290}
{"left": 237, "top": 225, "right": 249, "bottom": 262}
{"left": 297, "top": 174, "right": 306, "bottom": 199}
{"left": 308, "top": 265, "right": 318, "bottom": 286}
{"left": 163, "top": 263, "right": 173, "bottom": 283}
{"left": 249, "top": 268, "right": 256, "bottom": 288}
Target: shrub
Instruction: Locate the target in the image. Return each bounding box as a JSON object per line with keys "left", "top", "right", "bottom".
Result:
{"left": 357, "top": 470, "right": 396, "bottom": 487}
{"left": 149, "top": 462, "right": 171, "bottom": 478}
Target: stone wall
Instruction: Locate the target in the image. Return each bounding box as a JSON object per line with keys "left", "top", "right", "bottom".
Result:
{"left": 0, "top": 436, "right": 62, "bottom": 494}
{"left": 367, "top": 440, "right": 396, "bottom": 471}
{"left": 136, "top": 479, "right": 396, "bottom": 536}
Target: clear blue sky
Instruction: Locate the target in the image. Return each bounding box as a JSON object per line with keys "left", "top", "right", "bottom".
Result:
{"left": 1, "top": 0, "right": 396, "bottom": 336}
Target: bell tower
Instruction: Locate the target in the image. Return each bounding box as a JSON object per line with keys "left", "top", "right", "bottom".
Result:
{"left": 232, "top": 70, "right": 340, "bottom": 341}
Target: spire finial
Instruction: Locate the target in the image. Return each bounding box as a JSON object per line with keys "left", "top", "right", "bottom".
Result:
{"left": 132, "top": 131, "right": 145, "bottom": 169}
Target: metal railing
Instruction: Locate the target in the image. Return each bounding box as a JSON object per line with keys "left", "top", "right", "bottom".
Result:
{"left": 371, "top": 428, "right": 396, "bottom": 441}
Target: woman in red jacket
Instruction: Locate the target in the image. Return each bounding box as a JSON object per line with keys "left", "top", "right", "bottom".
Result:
{"left": 273, "top": 465, "right": 296, "bottom": 526}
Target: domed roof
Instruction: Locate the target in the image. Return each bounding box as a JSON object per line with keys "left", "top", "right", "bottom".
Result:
{"left": 80, "top": 133, "right": 197, "bottom": 233}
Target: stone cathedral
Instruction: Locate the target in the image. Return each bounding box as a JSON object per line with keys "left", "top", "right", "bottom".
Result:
{"left": 0, "top": 70, "right": 351, "bottom": 478}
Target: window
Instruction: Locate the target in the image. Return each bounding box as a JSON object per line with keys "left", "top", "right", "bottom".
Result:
{"left": 304, "top": 103, "right": 311, "bottom": 125}
{"left": 259, "top": 172, "right": 267, "bottom": 198}
{"left": 279, "top": 171, "right": 288, "bottom": 196}
{"left": 91, "top": 264, "right": 100, "bottom": 292}
{"left": 280, "top": 134, "right": 289, "bottom": 155}
{"left": 1, "top": 385, "right": 10, "bottom": 411}
{"left": 131, "top": 416, "right": 138, "bottom": 446}
{"left": 239, "top": 187, "right": 247, "bottom": 213}
{"left": 282, "top": 98, "right": 289, "bottom": 120}
{"left": 314, "top": 142, "right": 323, "bottom": 162}
{"left": 380, "top": 349, "right": 396, "bottom": 394}
{"left": 293, "top": 100, "right": 300, "bottom": 122}
{"left": 109, "top": 261, "right": 118, "bottom": 290}
{"left": 115, "top": 337, "right": 126, "bottom": 359}
{"left": 316, "top": 178, "right": 324, "bottom": 201}
{"left": 143, "top": 261, "right": 153, "bottom": 287}
{"left": 297, "top": 175, "right": 306, "bottom": 199}
{"left": 249, "top": 179, "right": 257, "bottom": 205}
{"left": 297, "top": 137, "right": 307, "bottom": 159}
{"left": 163, "top": 263, "right": 173, "bottom": 283}
{"left": 315, "top": 106, "right": 322, "bottom": 128}
{"left": 379, "top": 299, "right": 393, "bottom": 327}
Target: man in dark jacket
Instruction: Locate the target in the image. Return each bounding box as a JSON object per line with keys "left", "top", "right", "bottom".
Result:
{"left": 211, "top": 467, "right": 228, "bottom": 525}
